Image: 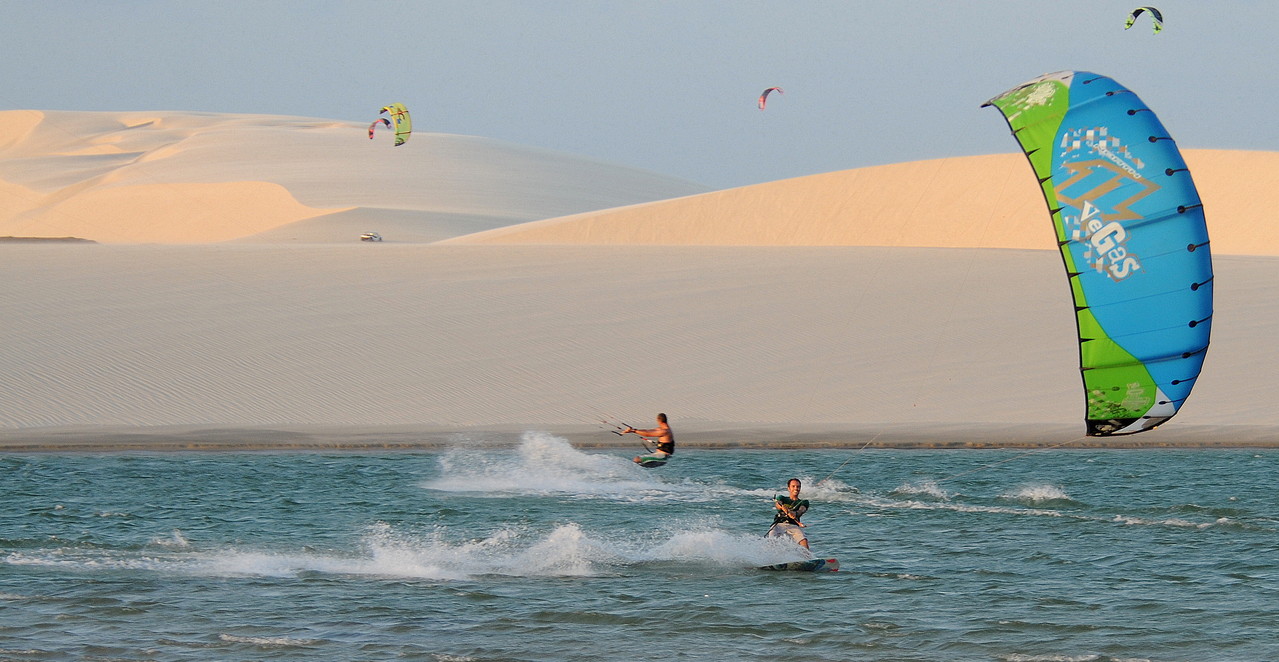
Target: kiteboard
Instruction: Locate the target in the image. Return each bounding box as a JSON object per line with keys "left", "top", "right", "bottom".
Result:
{"left": 758, "top": 558, "right": 839, "bottom": 573}
{"left": 634, "top": 455, "right": 668, "bottom": 468}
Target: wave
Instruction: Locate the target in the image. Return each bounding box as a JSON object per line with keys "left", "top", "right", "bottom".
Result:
{"left": 890, "top": 480, "right": 952, "bottom": 500}
{"left": 1, "top": 519, "right": 817, "bottom": 582}
{"left": 999, "top": 483, "right": 1076, "bottom": 505}
{"left": 423, "top": 431, "right": 666, "bottom": 499}
{"left": 218, "top": 633, "right": 321, "bottom": 647}
{"left": 850, "top": 492, "right": 1269, "bottom": 532}
{"left": 422, "top": 431, "right": 758, "bottom": 504}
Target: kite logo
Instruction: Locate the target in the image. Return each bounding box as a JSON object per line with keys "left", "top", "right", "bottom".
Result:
{"left": 1120, "top": 382, "right": 1154, "bottom": 412}
{"left": 1055, "top": 130, "right": 1155, "bottom": 283}
{"left": 1078, "top": 201, "right": 1142, "bottom": 281}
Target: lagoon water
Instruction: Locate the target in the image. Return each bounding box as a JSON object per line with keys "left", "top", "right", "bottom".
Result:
{"left": 2, "top": 433, "right": 1276, "bottom": 661}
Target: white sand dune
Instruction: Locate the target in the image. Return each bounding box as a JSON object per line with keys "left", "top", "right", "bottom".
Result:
{"left": 1, "top": 110, "right": 1277, "bottom": 449}
{"left": 0, "top": 110, "right": 707, "bottom": 244}
{"left": 447, "top": 150, "right": 1279, "bottom": 254}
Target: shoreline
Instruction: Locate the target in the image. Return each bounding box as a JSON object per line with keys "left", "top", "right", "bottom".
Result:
{"left": 1, "top": 424, "right": 1275, "bottom": 453}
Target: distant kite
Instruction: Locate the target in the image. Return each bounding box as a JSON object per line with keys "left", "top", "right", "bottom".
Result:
{"left": 1125, "top": 6, "right": 1163, "bottom": 34}
{"left": 371, "top": 103, "right": 411, "bottom": 146}
{"left": 367, "top": 117, "right": 391, "bottom": 140}
{"left": 758, "top": 87, "right": 783, "bottom": 110}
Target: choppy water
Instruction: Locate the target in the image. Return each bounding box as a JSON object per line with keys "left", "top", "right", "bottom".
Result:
{"left": 2, "top": 432, "right": 1276, "bottom": 661}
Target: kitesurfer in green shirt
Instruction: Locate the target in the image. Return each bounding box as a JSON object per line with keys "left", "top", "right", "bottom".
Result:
{"left": 767, "top": 478, "right": 810, "bottom": 550}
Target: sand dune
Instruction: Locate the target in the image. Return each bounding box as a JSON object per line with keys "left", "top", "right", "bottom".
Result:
{"left": 0, "top": 110, "right": 707, "bottom": 244}
{"left": 26, "top": 181, "right": 334, "bottom": 244}
{"left": 448, "top": 150, "right": 1279, "bottom": 255}
{"left": 5, "top": 110, "right": 1276, "bottom": 254}
{"left": 1, "top": 109, "right": 1277, "bottom": 449}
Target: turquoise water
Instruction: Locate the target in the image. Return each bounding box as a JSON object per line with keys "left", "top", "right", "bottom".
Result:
{"left": 2, "top": 433, "right": 1276, "bottom": 661}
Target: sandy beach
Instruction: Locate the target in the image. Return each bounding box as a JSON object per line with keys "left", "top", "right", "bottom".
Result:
{"left": 2, "top": 110, "right": 1277, "bottom": 450}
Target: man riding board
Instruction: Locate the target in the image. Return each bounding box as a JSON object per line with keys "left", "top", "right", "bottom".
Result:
{"left": 766, "top": 478, "right": 810, "bottom": 550}
{"left": 623, "top": 413, "right": 674, "bottom": 466}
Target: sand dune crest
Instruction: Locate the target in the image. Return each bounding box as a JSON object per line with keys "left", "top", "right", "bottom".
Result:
{"left": 447, "top": 150, "right": 1279, "bottom": 255}
{"left": 0, "top": 110, "right": 43, "bottom": 150}
{"left": 0, "top": 110, "right": 708, "bottom": 244}
{"left": 17, "top": 182, "right": 346, "bottom": 244}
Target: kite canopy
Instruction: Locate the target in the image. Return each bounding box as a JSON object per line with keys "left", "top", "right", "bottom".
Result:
{"left": 376, "top": 103, "right": 412, "bottom": 146}
{"left": 983, "top": 71, "right": 1212, "bottom": 436}
{"left": 1125, "top": 6, "right": 1163, "bottom": 33}
{"left": 758, "top": 87, "right": 783, "bottom": 110}
{"left": 367, "top": 117, "right": 391, "bottom": 140}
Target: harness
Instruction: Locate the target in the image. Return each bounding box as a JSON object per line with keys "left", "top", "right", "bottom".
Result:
{"left": 773, "top": 496, "right": 808, "bottom": 525}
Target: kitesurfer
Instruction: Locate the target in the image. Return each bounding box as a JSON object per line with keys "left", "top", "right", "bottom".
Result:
{"left": 767, "top": 478, "right": 810, "bottom": 550}
{"left": 624, "top": 413, "right": 674, "bottom": 465}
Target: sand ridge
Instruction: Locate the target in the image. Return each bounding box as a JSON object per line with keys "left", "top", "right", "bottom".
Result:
{"left": 448, "top": 150, "right": 1279, "bottom": 256}
{"left": 0, "top": 110, "right": 708, "bottom": 244}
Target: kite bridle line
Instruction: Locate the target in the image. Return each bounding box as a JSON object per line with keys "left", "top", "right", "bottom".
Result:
{"left": 815, "top": 431, "right": 883, "bottom": 487}
{"left": 608, "top": 421, "right": 658, "bottom": 453}
{"left": 576, "top": 409, "right": 659, "bottom": 454}
{"left": 530, "top": 407, "right": 657, "bottom": 453}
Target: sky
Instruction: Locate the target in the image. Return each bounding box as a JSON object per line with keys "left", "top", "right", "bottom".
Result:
{"left": 4, "top": 1, "right": 1275, "bottom": 190}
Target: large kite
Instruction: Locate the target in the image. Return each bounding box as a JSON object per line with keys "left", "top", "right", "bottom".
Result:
{"left": 983, "top": 71, "right": 1212, "bottom": 436}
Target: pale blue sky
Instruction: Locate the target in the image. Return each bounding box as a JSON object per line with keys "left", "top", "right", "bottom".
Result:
{"left": 4, "top": 1, "right": 1273, "bottom": 189}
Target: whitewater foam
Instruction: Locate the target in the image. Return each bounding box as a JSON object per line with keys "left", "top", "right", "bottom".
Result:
{"left": 424, "top": 431, "right": 666, "bottom": 500}
{"left": 1001, "top": 483, "right": 1074, "bottom": 504}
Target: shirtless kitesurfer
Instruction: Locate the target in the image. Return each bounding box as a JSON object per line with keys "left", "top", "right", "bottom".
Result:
{"left": 623, "top": 413, "right": 674, "bottom": 465}
{"left": 766, "top": 478, "right": 810, "bottom": 550}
